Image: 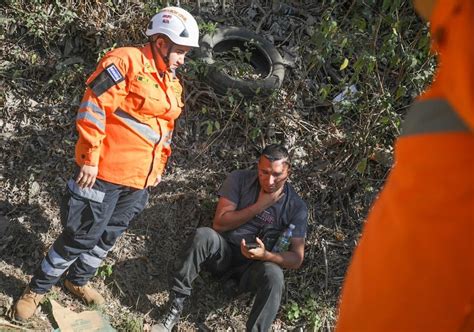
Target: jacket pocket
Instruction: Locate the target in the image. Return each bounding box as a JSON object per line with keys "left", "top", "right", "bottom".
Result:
{"left": 127, "top": 80, "right": 168, "bottom": 117}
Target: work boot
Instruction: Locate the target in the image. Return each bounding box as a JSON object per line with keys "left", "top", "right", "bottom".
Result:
{"left": 13, "top": 286, "right": 45, "bottom": 321}
{"left": 64, "top": 279, "right": 105, "bottom": 305}
{"left": 151, "top": 295, "right": 186, "bottom": 332}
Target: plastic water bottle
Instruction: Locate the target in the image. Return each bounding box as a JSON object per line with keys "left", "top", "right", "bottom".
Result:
{"left": 272, "top": 224, "right": 295, "bottom": 253}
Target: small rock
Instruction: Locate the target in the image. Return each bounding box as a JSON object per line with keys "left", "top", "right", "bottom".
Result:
{"left": 30, "top": 181, "right": 41, "bottom": 197}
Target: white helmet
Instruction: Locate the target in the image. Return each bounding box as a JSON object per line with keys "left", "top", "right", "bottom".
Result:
{"left": 146, "top": 7, "right": 200, "bottom": 48}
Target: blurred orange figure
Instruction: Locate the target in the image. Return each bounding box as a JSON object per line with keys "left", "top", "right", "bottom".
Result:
{"left": 336, "top": 0, "right": 474, "bottom": 331}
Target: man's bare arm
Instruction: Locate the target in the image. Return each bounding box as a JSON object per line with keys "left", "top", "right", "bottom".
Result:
{"left": 212, "top": 189, "right": 284, "bottom": 232}
{"left": 212, "top": 197, "right": 262, "bottom": 232}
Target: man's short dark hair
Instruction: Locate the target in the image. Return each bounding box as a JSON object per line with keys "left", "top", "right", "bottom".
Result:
{"left": 260, "top": 144, "right": 291, "bottom": 166}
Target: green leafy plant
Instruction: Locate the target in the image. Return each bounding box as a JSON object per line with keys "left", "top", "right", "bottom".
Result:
{"left": 199, "top": 21, "right": 218, "bottom": 36}
{"left": 182, "top": 57, "right": 209, "bottom": 80}
{"left": 9, "top": 0, "right": 78, "bottom": 44}
{"left": 96, "top": 263, "right": 113, "bottom": 279}
{"left": 285, "top": 296, "right": 336, "bottom": 331}
{"left": 117, "top": 313, "right": 143, "bottom": 332}
{"left": 213, "top": 41, "right": 262, "bottom": 80}
{"left": 201, "top": 119, "right": 221, "bottom": 136}
{"left": 286, "top": 300, "right": 301, "bottom": 322}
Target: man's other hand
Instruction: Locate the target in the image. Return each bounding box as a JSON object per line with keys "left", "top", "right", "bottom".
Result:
{"left": 76, "top": 164, "right": 98, "bottom": 189}
{"left": 241, "top": 237, "right": 267, "bottom": 260}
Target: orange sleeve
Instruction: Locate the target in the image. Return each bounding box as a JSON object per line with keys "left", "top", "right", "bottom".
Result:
{"left": 75, "top": 54, "right": 128, "bottom": 166}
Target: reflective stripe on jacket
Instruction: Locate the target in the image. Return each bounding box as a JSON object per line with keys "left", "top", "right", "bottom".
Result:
{"left": 75, "top": 44, "right": 184, "bottom": 189}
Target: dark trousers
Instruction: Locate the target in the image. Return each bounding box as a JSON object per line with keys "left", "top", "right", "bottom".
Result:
{"left": 171, "top": 227, "right": 285, "bottom": 332}
{"left": 30, "top": 178, "right": 148, "bottom": 293}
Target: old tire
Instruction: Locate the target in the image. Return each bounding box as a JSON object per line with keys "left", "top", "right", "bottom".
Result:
{"left": 197, "top": 27, "right": 285, "bottom": 97}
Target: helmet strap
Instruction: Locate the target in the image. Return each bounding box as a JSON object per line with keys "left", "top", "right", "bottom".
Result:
{"left": 150, "top": 37, "right": 170, "bottom": 74}
{"left": 166, "top": 44, "right": 178, "bottom": 78}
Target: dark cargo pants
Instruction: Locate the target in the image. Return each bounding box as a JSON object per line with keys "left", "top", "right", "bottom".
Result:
{"left": 171, "top": 227, "right": 285, "bottom": 332}
{"left": 30, "top": 177, "right": 149, "bottom": 293}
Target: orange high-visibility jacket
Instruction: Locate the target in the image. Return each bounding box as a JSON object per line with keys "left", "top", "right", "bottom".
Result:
{"left": 337, "top": 0, "right": 473, "bottom": 331}
{"left": 75, "top": 44, "right": 184, "bottom": 189}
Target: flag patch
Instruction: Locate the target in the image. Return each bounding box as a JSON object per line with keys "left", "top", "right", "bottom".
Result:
{"left": 106, "top": 64, "right": 124, "bottom": 83}
{"left": 88, "top": 64, "right": 124, "bottom": 97}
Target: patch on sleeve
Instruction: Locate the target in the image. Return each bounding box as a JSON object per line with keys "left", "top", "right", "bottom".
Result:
{"left": 106, "top": 64, "right": 124, "bottom": 82}
{"left": 88, "top": 64, "right": 125, "bottom": 97}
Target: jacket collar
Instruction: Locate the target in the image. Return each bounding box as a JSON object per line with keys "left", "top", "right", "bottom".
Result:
{"left": 141, "top": 43, "right": 169, "bottom": 77}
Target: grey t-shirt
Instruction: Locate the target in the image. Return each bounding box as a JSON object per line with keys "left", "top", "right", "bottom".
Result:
{"left": 217, "top": 169, "right": 308, "bottom": 250}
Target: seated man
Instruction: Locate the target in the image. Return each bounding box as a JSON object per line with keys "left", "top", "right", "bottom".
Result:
{"left": 152, "top": 144, "right": 308, "bottom": 332}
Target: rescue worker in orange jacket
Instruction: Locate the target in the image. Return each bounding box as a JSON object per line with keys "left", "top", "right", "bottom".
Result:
{"left": 13, "top": 7, "right": 200, "bottom": 321}
{"left": 336, "top": 0, "right": 473, "bottom": 331}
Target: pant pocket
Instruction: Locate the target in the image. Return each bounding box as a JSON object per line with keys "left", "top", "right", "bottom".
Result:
{"left": 61, "top": 192, "right": 110, "bottom": 237}
{"left": 63, "top": 194, "right": 92, "bottom": 235}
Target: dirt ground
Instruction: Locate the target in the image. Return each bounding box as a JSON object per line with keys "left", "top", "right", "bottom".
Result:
{"left": 0, "top": 0, "right": 433, "bottom": 331}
